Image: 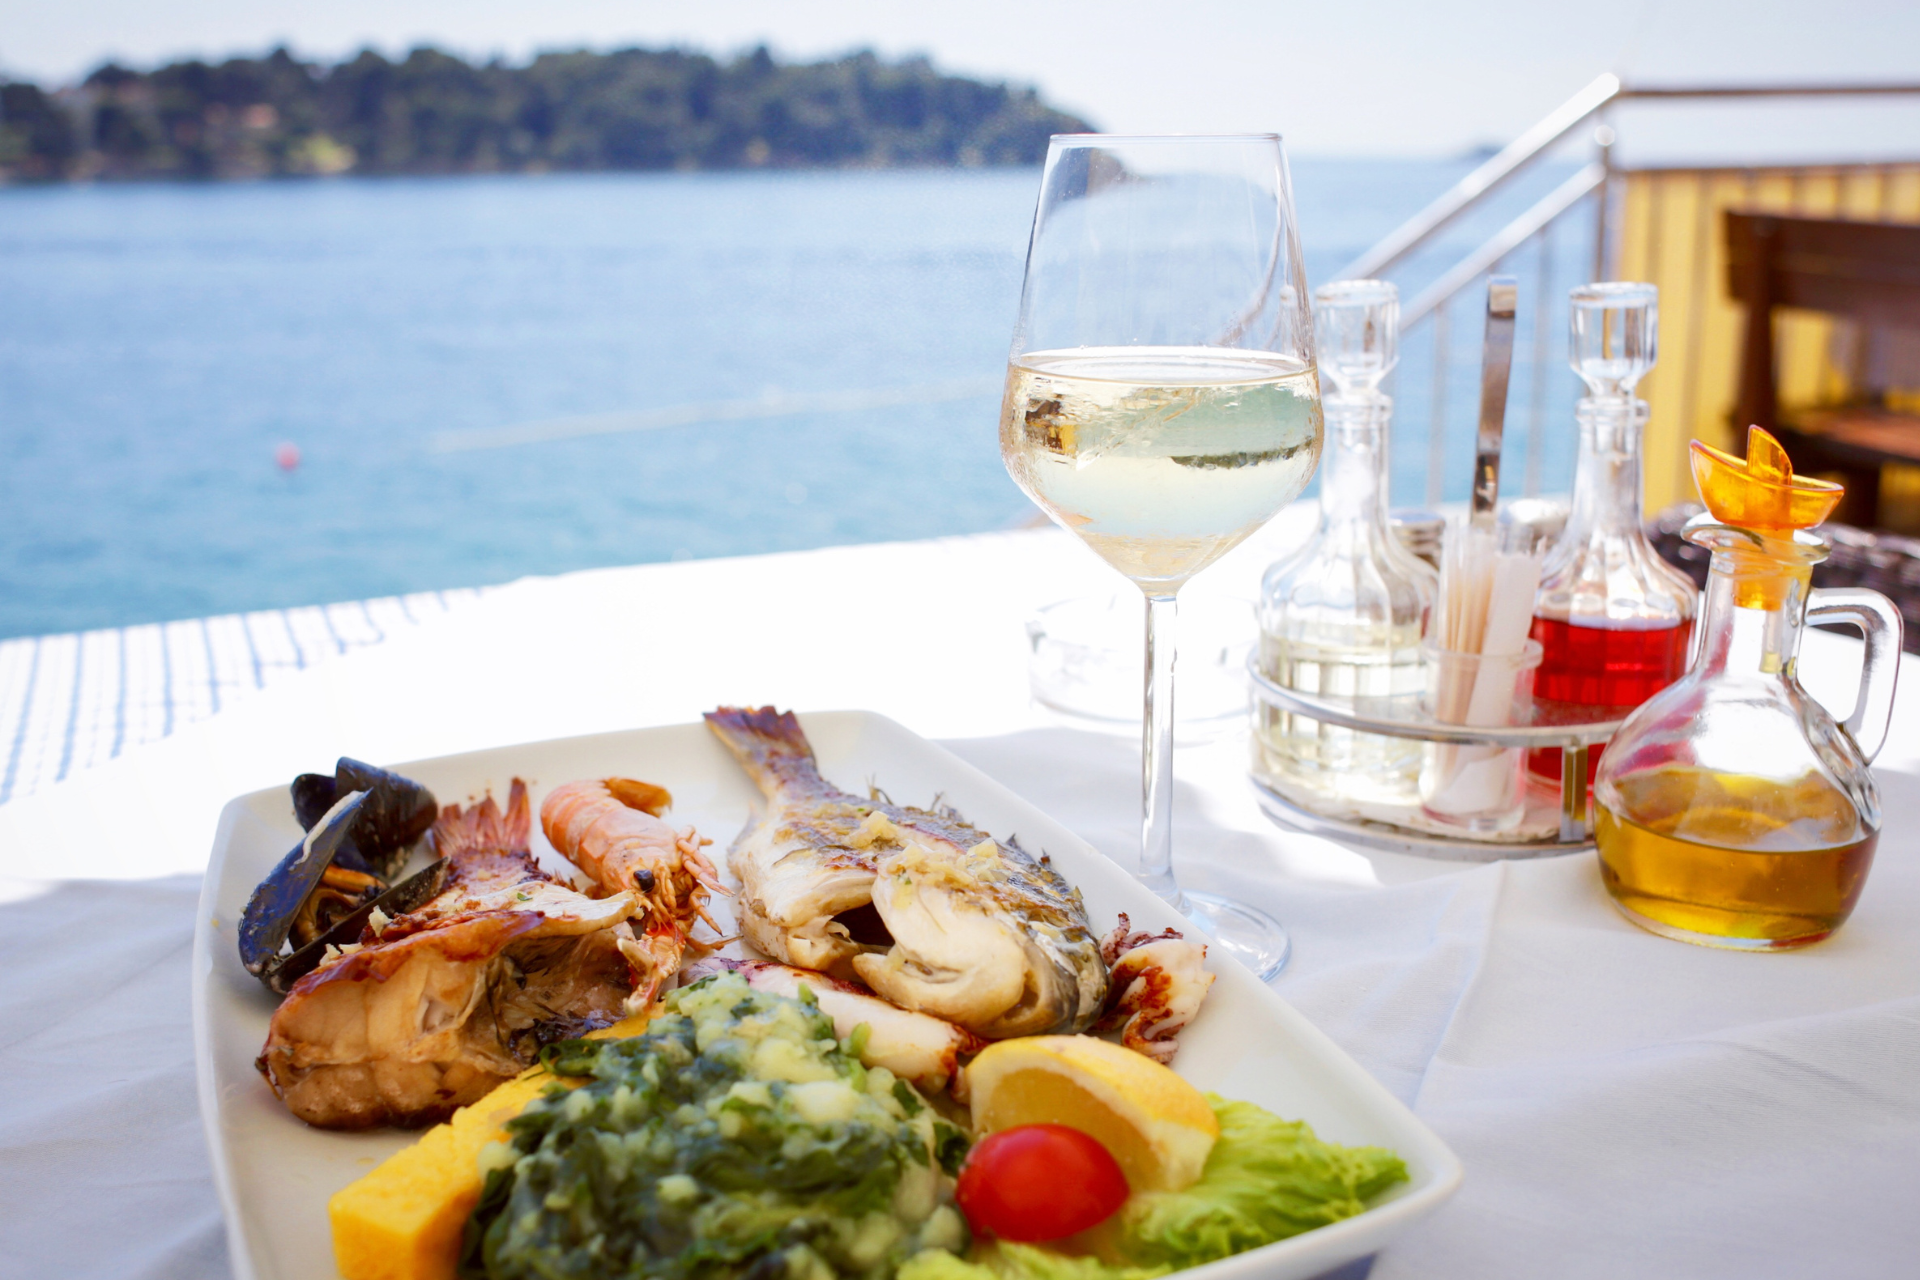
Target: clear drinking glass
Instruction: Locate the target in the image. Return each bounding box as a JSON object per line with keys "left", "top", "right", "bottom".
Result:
{"left": 1001, "top": 135, "right": 1323, "bottom": 979}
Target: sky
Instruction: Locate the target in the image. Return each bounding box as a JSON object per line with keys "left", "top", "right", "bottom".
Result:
{"left": 2, "top": 0, "right": 1918, "bottom": 158}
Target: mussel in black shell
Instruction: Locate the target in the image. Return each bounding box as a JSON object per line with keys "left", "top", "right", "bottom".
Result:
{"left": 290, "top": 757, "right": 437, "bottom": 879}
{"left": 238, "top": 760, "right": 438, "bottom": 994}
{"left": 240, "top": 791, "right": 371, "bottom": 982}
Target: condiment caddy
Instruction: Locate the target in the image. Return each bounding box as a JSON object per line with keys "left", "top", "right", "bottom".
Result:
{"left": 1252, "top": 278, "right": 1690, "bottom": 859}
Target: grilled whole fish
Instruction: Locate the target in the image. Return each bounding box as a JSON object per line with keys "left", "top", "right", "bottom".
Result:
{"left": 704, "top": 706, "right": 1108, "bottom": 1038}
{"left": 256, "top": 781, "right": 643, "bottom": 1129}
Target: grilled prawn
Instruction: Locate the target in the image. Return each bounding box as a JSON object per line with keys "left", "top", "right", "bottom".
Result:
{"left": 539, "top": 778, "right": 725, "bottom": 1005}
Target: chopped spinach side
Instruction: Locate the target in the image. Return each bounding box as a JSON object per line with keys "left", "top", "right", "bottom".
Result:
{"left": 464, "top": 972, "right": 969, "bottom": 1280}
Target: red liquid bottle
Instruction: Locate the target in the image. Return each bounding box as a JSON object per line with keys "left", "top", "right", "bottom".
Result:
{"left": 1527, "top": 617, "right": 1694, "bottom": 783}
{"left": 1528, "top": 285, "right": 1697, "bottom": 787}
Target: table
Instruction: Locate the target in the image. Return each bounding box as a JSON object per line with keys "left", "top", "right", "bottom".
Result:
{"left": 3, "top": 516, "right": 1918, "bottom": 1279}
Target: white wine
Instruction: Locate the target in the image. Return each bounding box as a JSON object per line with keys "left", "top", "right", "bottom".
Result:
{"left": 1001, "top": 347, "right": 1323, "bottom": 589}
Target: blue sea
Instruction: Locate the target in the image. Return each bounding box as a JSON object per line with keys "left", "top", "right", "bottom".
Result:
{"left": 0, "top": 161, "right": 1591, "bottom": 639}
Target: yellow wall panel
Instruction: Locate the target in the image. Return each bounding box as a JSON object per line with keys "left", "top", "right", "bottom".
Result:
{"left": 1888, "top": 169, "right": 1920, "bottom": 218}
{"left": 1621, "top": 162, "right": 1920, "bottom": 515}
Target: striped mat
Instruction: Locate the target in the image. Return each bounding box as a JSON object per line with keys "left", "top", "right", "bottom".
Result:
{"left": 0, "top": 588, "right": 487, "bottom": 806}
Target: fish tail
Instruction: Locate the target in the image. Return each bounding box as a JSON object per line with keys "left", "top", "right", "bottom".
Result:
{"left": 704, "top": 706, "right": 823, "bottom": 795}
{"left": 504, "top": 778, "right": 531, "bottom": 852}
{"left": 432, "top": 778, "right": 532, "bottom": 858}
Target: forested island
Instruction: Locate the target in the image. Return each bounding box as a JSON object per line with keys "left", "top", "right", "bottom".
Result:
{"left": 0, "top": 45, "right": 1094, "bottom": 181}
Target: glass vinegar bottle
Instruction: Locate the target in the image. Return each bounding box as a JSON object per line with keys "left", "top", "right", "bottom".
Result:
{"left": 1528, "top": 283, "right": 1697, "bottom": 785}
{"left": 1254, "top": 281, "right": 1437, "bottom": 808}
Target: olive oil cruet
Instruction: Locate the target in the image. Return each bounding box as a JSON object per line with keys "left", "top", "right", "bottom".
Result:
{"left": 1593, "top": 427, "right": 1903, "bottom": 949}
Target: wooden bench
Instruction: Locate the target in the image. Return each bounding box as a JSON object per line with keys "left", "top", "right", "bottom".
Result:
{"left": 1727, "top": 210, "right": 1920, "bottom": 527}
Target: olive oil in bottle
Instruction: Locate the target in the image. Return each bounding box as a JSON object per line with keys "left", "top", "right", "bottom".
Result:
{"left": 1595, "top": 766, "right": 1878, "bottom": 949}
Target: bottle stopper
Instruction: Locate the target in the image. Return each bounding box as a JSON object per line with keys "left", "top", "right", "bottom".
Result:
{"left": 1313, "top": 279, "right": 1397, "bottom": 399}
{"left": 1569, "top": 282, "right": 1657, "bottom": 400}
{"left": 1689, "top": 426, "right": 1843, "bottom": 533}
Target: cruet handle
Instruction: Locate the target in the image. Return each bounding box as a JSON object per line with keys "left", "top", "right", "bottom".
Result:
{"left": 1806, "top": 588, "right": 1905, "bottom": 762}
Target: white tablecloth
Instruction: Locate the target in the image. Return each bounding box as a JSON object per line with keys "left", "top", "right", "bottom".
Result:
{"left": 4, "top": 518, "right": 1918, "bottom": 1279}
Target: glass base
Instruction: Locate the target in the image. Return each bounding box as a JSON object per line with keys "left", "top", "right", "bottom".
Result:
{"left": 1609, "top": 896, "right": 1834, "bottom": 951}
{"left": 1417, "top": 801, "right": 1526, "bottom": 835}
{"left": 1183, "top": 891, "right": 1291, "bottom": 979}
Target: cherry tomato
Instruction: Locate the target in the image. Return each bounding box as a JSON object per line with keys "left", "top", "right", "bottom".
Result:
{"left": 954, "top": 1124, "right": 1130, "bottom": 1242}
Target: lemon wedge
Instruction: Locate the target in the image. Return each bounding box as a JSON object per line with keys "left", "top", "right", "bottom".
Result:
{"left": 965, "top": 1034, "right": 1219, "bottom": 1192}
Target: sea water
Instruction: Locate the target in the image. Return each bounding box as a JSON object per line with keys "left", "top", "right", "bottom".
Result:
{"left": 0, "top": 162, "right": 1586, "bottom": 638}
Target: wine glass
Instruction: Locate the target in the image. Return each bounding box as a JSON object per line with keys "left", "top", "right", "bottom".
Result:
{"left": 1000, "top": 135, "right": 1323, "bottom": 979}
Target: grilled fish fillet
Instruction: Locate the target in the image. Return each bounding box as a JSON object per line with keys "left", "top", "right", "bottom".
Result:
{"left": 705, "top": 706, "right": 1107, "bottom": 1037}
{"left": 256, "top": 781, "right": 641, "bottom": 1129}
{"left": 688, "top": 958, "right": 986, "bottom": 1093}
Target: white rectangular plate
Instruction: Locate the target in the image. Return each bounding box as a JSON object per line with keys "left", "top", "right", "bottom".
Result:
{"left": 195, "top": 711, "right": 1461, "bottom": 1280}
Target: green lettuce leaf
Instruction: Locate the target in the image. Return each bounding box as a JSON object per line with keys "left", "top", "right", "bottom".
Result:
{"left": 1116, "top": 1096, "right": 1408, "bottom": 1268}
{"left": 899, "top": 1243, "right": 1165, "bottom": 1280}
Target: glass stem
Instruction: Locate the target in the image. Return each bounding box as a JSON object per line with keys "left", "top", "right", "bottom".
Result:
{"left": 1141, "top": 590, "right": 1185, "bottom": 909}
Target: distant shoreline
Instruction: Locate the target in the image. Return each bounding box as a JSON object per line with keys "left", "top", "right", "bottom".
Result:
{"left": 0, "top": 44, "right": 1093, "bottom": 184}
{"left": 0, "top": 162, "right": 1054, "bottom": 192}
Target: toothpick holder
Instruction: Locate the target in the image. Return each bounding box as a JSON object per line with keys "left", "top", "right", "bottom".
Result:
{"left": 1418, "top": 640, "right": 1542, "bottom": 832}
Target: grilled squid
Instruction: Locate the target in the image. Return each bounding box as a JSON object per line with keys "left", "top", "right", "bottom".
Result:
{"left": 1094, "top": 913, "right": 1216, "bottom": 1064}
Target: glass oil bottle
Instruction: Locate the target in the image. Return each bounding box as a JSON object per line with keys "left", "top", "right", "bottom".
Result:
{"left": 1253, "top": 280, "right": 1436, "bottom": 808}
{"left": 1593, "top": 428, "right": 1902, "bottom": 949}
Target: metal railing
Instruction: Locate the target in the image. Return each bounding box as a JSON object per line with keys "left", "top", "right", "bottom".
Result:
{"left": 1342, "top": 76, "right": 1920, "bottom": 510}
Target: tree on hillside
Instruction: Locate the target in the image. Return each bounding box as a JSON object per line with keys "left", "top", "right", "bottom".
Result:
{"left": 0, "top": 44, "right": 1092, "bottom": 182}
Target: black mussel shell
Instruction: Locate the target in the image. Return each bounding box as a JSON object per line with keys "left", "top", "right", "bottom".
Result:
{"left": 260, "top": 858, "right": 450, "bottom": 994}
{"left": 292, "top": 772, "right": 379, "bottom": 873}
{"left": 291, "top": 772, "right": 339, "bottom": 830}
{"left": 291, "top": 865, "right": 387, "bottom": 949}
{"left": 288, "top": 758, "right": 438, "bottom": 880}
{"left": 250, "top": 760, "right": 440, "bottom": 993}
{"left": 239, "top": 791, "right": 367, "bottom": 980}
{"left": 333, "top": 758, "right": 437, "bottom": 879}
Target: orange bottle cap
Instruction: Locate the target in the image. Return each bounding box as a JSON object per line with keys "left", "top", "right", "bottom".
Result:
{"left": 1689, "top": 427, "right": 1842, "bottom": 532}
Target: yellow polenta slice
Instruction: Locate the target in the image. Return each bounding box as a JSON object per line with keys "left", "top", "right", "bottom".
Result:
{"left": 328, "top": 1013, "right": 651, "bottom": 1280}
